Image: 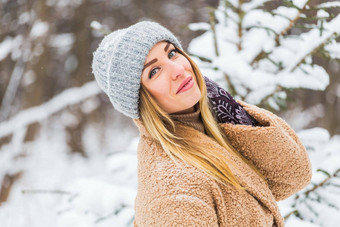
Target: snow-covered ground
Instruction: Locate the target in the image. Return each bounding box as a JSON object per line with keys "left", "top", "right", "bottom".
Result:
{"left": 0, "top": 111, "right": 138, "bottom": 227}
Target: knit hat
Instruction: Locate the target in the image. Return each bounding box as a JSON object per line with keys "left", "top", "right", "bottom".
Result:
{"left": 92, "top": 21, "right": 182, "bottom": 119}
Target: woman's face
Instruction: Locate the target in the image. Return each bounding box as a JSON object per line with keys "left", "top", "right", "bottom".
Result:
{"left": 141, "top": 41, "right": 201, "bottom": 114}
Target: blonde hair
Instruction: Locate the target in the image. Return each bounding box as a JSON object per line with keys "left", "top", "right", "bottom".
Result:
{"left": 139, "top": 48, "right": 264, "bottom": 190}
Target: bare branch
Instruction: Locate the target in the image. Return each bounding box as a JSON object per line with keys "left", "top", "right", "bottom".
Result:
{"left": 0, "top": 81, "right": 101, "bottom": 139}
{"left": 209, "top": 9, "right": 219, "bottom": 57}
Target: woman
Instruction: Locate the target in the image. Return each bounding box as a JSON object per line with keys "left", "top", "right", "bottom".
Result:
{"left": 92, "top": 21, "right": 312, "bottom": 227}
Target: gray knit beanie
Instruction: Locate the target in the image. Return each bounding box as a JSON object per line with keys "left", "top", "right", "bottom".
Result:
{"left": 91, "top": 21, "right": 182, "bottom": 119}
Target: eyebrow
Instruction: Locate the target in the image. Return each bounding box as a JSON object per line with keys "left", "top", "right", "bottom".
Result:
{"left": 142, "top": 58, "right": 158, "bottom": 72}
{"left": 164, "top": 42, "right": 170, "bottom": 52}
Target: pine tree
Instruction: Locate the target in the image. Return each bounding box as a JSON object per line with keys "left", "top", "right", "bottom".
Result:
{"left": 187, "top": 1, "right": 340, "bottom": 226}
{"left": 188, "top": 0, "right": 340, "bottom": 111}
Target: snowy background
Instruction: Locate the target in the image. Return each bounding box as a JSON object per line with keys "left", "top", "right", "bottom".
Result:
{"left": 1, "top": 0, "right": 340, "bottom": 227}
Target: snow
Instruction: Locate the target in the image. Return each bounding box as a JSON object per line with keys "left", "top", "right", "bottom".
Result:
{"left": 285, "top": 216, "right": 321, "bottom": 227}
{"left": 0, "top": 35, "right": 24, "bottom": 62}
{"left": 324, "top": 41, "right": 340, "bottom": 59}
{"left": 46, "top": 0, "right": 83, "bottom": 7}
{"left": 187, "top": 3, "right": 340, "bottom": 225}
{"left": 243, "top": 7, "right": 298, "bottom": 34}
{"left": 30, "top": 20, "right": 49, "bottom": 39}
{"left": 0, "top": 81, "right": 101, "bottom": 138}
{"left": 0, "top": 110, "right": 138, "bottom": 227}
{"left": 292, "top": 0, "right": 309, "bottom": 9}
{"left": 283, "top": 104, "right": 325, "bottom": 131}
{"left": 277, "top": 128, "right": 340, "bottom": 227}
{"left": 188, "top": 32, "right": 217, "bottom": 59}
{"left": 283, "top": 14, "right": 340, "bottom": 73}
{"left": 18, "top": 11, "right": 31, "bottom": 25}
{"left": 317, "top": 9, "right": 329, "bottom": 18}
{"left": 48, "top": 33, "right": 75, "bottom": 55}
{"left": 2, "top": 105, "right": 340, "bottom": 226}
{"left": 187, "top": 2, "right": 339, "bottom": 110}
{"left": 242, "top": 0, "right": 271, "bottom": 12}
{"left": 0, "top": 37, "right": 14, "bottom": 61}
{"left": 277, "top": 65, "right": 329, "bottom": 90}
{"left": 188, "top": 22, "right": 210, "bottom": 31}
{"left": 317, "top": 2, "right": 340, "bottom": 9}
{"left": 90, "top": 21, "right": 102, "bottom": 30}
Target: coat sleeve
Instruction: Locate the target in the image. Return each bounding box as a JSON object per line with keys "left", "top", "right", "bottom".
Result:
{"left": 134, "top": 194, "right": 219, "bottom": 227}
{"left": 218, "top": 100, "right": 312, "bottom": 201}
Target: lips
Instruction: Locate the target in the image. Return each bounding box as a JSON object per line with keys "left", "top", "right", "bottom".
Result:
{"left": 176, "top": 77, "right": 192, "bottom": 94}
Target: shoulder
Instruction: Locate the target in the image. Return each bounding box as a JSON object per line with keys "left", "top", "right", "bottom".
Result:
{"left": 136, "top": 135, "right": 216, "bottom": 200}
{"left": 135, "top": 136, "right": 220, "bottom": 227}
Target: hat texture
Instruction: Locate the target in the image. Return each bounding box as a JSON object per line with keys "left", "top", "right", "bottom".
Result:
{"left": 92, "top": 21, "right": 182, "bottom": 119}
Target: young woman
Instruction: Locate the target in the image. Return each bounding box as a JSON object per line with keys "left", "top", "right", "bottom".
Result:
{"left": 92, "top": 21, "right": 312, "bottom": 227}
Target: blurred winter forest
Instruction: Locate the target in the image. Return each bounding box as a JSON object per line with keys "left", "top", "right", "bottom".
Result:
{"left": 0, "top": 0, "right": 340, "bottom": 226}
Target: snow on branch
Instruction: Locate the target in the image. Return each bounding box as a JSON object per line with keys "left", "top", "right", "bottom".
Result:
{"left": 242, "top": 0, "right": 271, "bottom": 12}
{"left": 274, "top": 1, "right": 309, "bottom": 45}
{"left": 250, "top": 1, "right": 309, "bottom": 65}
{"left": 316, "top": 2, "right": 340, "bottom": 9}
{"left": 0, "top": 81, "right": 101, "bottom": 138}
{"left": 284, "top": 14, "right": 340, "bottom": 72}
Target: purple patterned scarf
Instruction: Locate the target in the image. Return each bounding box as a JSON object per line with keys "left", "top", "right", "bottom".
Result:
{"left": 204, "top": 76, "right": 261, "bottom": 127}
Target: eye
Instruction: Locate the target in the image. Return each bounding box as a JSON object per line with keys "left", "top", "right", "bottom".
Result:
{"left": 168, "top": 49, "right": 177, "bottom": 59}
{"left": 149, "top": 67, "right": 159, "bottom": 79}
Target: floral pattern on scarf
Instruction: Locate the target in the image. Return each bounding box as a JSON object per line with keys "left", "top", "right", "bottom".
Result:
{"left": 204, "top": 76, "right": 261, "bottom": 126}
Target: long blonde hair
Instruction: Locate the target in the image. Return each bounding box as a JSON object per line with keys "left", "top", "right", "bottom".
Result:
{"left": 139, "top": 47, "right": 264, "bottom": 190}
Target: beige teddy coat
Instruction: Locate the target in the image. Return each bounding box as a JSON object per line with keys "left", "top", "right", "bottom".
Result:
{"left": 132, "top": 100, "right": 312, "bottom": 227}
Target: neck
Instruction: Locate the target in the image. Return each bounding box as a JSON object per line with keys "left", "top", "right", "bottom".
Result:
{"left": 171, "top": 105, "right": 196, "bottom": 115}
{"left": 169, "top": 102, "right": 205, "bottom": 134}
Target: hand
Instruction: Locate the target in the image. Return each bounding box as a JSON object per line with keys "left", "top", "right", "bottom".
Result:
{"left": 203, "top": 76, "right": 260, "bottom": 126}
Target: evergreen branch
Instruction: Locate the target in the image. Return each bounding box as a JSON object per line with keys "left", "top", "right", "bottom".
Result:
{"left": 293, "top": 24, "right": 317, "bottom": 30}
{"left": 304, "top": 168, "right": 340, "bottom": 196}
{"left": 284, "top": 209, "right": 299, "bottom": 220}
{"left": 187, "top": 53, "right": 212, "bottom": 63}
{"left": 315, "top": 2, "right": 340, "bottom": 10}
{"left": 290, "top": 31, "right": 337, "bottom": 72}
{"left": 259, "top": 85, "right": 283, "bottom": 109}
{"left": 282, "top": 0, "right": 308, "bottom": 10}
{"left": 304, "top": 199, "right": 319, "bottom": 217}
{"left": 94, "top": 204, "right": 132, "bottom": 224}
{"left": 246, "top": 25, "right": 279, "bottom": 36}
{"left": 299, "top": 16, "right": 334, "bottom": 21}
{"left": 313, "top": 47, "right": 340, "bottom": 62}
{"left": 223, "top": 0, "right": 239, "bottom": 13}
{"left": 250, "top": 50, "right": 271, "bottom": 66}
{"left": 274, "top": 0, "right": 310, "bottom": 45}
{"left": 250, "top": 0, "right": 310, "bottom": 66}
{"left": 268, "top": 11, "right": 296, "bottom": 21}
{"left": 308, "top": 191, "right": 339, "bottom": 210}
{"left": 216, "top": 4, "right": 239, "bottom": 25}
{"left": 265, "top": 56, "right": 284, "bottom": 71}
{"left": 327, "top": 183, "right": 340, "bottom": 188}
{"left": 317, "top": 169, "right": 331, "bottom": 177}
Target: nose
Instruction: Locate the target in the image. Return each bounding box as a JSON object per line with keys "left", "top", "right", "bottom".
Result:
{"left": 169, "top": 61, "right": 185, "bottom": 80}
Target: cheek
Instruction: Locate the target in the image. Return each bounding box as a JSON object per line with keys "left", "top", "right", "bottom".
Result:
{"left": 148, "top": 81, "right": 171, "bottom": 100}
{"left": 181, "top": 57, "right": 194, "bottom": 73}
